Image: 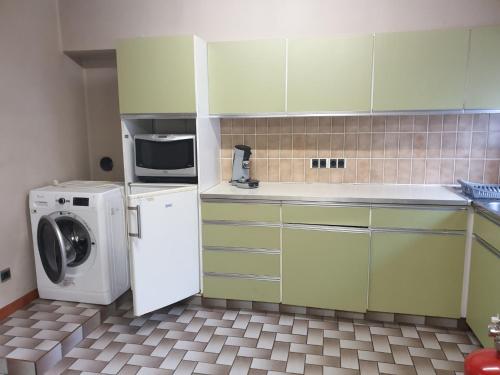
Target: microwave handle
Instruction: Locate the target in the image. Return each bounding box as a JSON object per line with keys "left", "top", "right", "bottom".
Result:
{"left": 127, "top": 205, "right": 142, "bottom": 239}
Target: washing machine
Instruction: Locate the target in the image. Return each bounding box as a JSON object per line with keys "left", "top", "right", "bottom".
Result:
{"left": 29, "top": 181, "right": 130, "bottom": 305}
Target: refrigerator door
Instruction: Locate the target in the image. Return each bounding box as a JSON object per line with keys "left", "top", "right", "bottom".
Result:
{"left": 127, "top": 185, "right": 200, "bottom": 316}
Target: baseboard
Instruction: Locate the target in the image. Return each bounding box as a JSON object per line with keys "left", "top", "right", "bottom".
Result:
{"left": 0, "top": 289, "right": 38, "bottom": 321}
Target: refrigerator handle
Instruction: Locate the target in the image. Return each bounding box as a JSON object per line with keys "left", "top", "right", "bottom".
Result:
{"left": 127, "top": 205, "right": 142, "bottom": 239}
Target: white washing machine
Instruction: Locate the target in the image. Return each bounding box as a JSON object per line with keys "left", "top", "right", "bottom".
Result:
{"left": 29, "top": 181, "right": 130, "bottom": 305}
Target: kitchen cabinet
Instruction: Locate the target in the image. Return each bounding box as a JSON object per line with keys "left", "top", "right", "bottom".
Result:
{"left": 465, "top": 26, "right": 500, "bottom": 109}
{"left": 467, "top": 238, "right": 500, "bottom": 348}
{"left": 282, "top": 204, "right": 370, "bottom": 227}
{"left": 369, "top": 231, "right": 465, "bottom": 318}
{"left": 117, "top": 35, "right": 196, "bottom": 114}
{"left": 202, "top": 223, "right": 280, "bottom": 249}
{"left": 282, "top": 227, "right": 370, "bottom": 312}
{"left": 287, "top": 35, "right": 373, "bottom": 112}
{"left": 208, "top": 39, "right": 286, "bottom": 114}
{"left": 372, "top": 29, "right": 469, "bottom": 111}
{"left": 201, "top": 202, "right": 280, "bottom": 223}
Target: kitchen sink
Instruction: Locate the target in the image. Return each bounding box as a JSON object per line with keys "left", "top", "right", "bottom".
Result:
{"left": 474, "top": 200, "right": 500, "bottom": 218}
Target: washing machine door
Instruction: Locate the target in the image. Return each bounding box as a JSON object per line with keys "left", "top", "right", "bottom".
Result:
{"left": 37, "top": 213, "right": 93, "bottom": 284}
{"left": 37, "top": 216, "right": 67, "bottom": 283}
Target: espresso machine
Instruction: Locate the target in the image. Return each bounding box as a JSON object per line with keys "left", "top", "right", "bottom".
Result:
{"left": 230, "top": 145, "right": 259, "bottom": 189}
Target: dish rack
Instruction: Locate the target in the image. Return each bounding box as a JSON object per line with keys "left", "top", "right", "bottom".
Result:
{"left": 458, "top": 179, "right": 500, "bottom": 199}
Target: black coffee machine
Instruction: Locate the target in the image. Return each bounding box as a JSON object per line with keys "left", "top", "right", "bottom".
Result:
{"left": 230, "top": 145, "right": 259, "bottom": 189}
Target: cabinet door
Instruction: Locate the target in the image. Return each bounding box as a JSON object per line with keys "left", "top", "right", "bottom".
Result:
{"left": 465, "top": 26, "right": 500, "bottom": 109}
{"left": 467, "top": 238, "right": 500, "bottom": 348}
{"left": 287, "top": 36, "right": 373, "bottom": 112}
{"left": 369, "top": 232, "right": 465, "bottom": 318}
{"left": 208, "top": 39, "right": 286, "bottom": 114}
{"left": 117, "top": 36, "right": 196, "bottom": 114}
{"left": 373, "top": 29, "right": 469, "bottom": 111}
{"left": 282, "top": 228, "right": 370, "bottom": 312}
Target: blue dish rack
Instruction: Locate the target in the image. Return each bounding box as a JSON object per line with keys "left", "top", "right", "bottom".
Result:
{"left": 458, "top": 179, "right": 500, "bottom": 199}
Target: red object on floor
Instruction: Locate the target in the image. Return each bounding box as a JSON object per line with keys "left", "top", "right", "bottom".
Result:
{"left": 465, "top": 349, "right": 500, "bottom": 374}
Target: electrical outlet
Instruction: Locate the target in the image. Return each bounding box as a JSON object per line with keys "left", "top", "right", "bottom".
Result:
{"left": 337, "top": 159, "right": 346, "bottom": 168}
{"left": 1, "top": 268, "right": 11, "bottom": 283}
{"left": 310, "top": 158, "right": 319, "bottom": 168}
{"left": 319, "top": 159, "right": 327, "bottom": 168}
{"left": 330, "top": 158, "right": 337, "bottom": 168}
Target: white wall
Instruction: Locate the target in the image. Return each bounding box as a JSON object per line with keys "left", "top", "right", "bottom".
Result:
{"left": 0, "top": 0, "right": 90, "bottom": 308}
{"left": 83, "top": 68, "right": 124, "bottom": 181}
{"left": 58, "top": 0, "right": 500, "bottom": 51}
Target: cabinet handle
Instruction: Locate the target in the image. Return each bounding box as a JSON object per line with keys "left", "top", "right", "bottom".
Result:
{"left": 127, "top": 205, "right": 142, "bottom": 239}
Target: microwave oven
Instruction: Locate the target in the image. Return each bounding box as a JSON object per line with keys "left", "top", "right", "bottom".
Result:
{"left": 134, "top": 134, "right": 197, "bottom": 179}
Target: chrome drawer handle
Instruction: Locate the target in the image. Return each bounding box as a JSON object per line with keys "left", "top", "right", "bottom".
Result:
{"left": 127, "top": 205, "right": 142, "bottom": 239}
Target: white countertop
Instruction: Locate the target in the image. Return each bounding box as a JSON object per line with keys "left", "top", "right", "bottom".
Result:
{"left": 201, "top": 182, "right": 469, "bottom": 206}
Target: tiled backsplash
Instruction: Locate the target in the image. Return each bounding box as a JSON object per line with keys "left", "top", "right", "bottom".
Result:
{"left": 220, "top": 114, "right": 500, "bottom": 184}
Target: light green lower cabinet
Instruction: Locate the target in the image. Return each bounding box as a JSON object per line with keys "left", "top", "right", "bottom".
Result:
{"left": 202, "top": 224, "right": 280, "bottom": 250}
{"left": 203, "top": 276, "right": 280, "bottom": 302}
{"left": 282, "top": 228, "right": 370, "bottom": 312}
{"left": 282, "top": 204, "right": 370, "bottom": 227}
{"left": 467, "top": 238, "right": 500, "bottom": 348}
{"left": 203, "top": 250, "right": 280, "bottom": 277}
{"left": 369, "top": 232, "right": 465, "bottom": 318}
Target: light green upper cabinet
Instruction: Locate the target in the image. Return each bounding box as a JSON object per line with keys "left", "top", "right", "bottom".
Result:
{"left": 116, "top": 36, "right": 196, "bottom": 114}
{"left": 208, "top": 39, "right": 286, "bottom": 114}
{"left": 287, "top": 36, "right": 373, "bottom": 112}
{"left": 465, "top": 26, "right": 500, "bottom": 109}
{"left": 373, "top": 29, "right": 469, "bottom": 111}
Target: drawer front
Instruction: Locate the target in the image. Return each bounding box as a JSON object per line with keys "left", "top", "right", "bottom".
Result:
{"left": 371, "top": 207, "right": 466, "bottom": 230}
{"left": 201, "top": 202, "right": 281, "bottom": 223}
{"left": 203, "top": 250, "right": 280, "bottom": 277}
{"left": 282, "top": 204, "right": 370, "bottom": 227}
{"left": 202, "top": 224, "right": 280, "bottom": 249}
{"left": 474, "top": 213, "right": 500, "bottom": 250}
{"left": 203, "top": 275, "right": 280, "bottom": 302}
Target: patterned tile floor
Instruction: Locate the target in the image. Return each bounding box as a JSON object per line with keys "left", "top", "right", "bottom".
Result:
{"left": 21, "top": 298, "right": 481, "bottom": 375}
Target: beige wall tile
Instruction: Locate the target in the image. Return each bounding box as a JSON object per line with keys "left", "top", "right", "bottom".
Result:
{"left": 425, "top": 159, "right": 440, "bottom": 184}
{"left": 268, "top": 118, "right": 282, "bottom": 134}
{"left": 443, "top": 115, "right": 458, "bottom": 131}
{"left": 429, "top": 115, "right": 443, "bottom": 132}
{"left": 343, "top": 161, "right": 357, "bottom": 183}
{"left": 440, "top": 159, "right": 454, "bottom": 184}
{"left": 441, "top": 133, "right": 457, "bottom": 158}
{"left": 489, "top": 114, "right": 500, "bottom": 132}
{"left": 473, "top": 114, "right": 489, "bottom": 132}
{"left": 397, "top": 159, "right": 411, "bottom": 184}
{"left": 411, "top": 159, "right": 425, "bottom": 184}
{"left": 292, "top": 159, "right": 305, "bottom": 182}
{"left": 413, "top": 133, "right": 427, "bottom": 158}
{"left": 318, "top": 168, "right": 330, "bottom": 183}
{"left": 398, "top": 133, "right": 413, "bottom": 158}
{"left": 386, "top": 116, "right": 399, "bottom": 132}
{"left": 254, "top": 159, "right": 268, "bottom": 181}
{"left": 332, "top": 117, "right": 345, "bottom": 133}
{"left": 358, "top": 133, "right": 371, "bottom": 158}
{"left": 484, "top": 160, "right": 500, "bottom": 183}
{"left": 383, "top": 159, "right": 398, "bottom": 183}
{"left": 255, "top": 135, "right": 268, "bottom": 158}
{"left": 399, "top": 116, "right": 414, "bottom": 132}
{"left": 414, "top": 115, "right": 428, "bottom": 132}
{"left": 331, "top": 135, "right": 344, "bottom": 157}
{"left": 359, "top": 117, "right": 371, "bottom": 132}
{"left": 306, "top": 117, "right": 319, "bottom": 133}
{"left": 331, "top": 168, "right": 344, "bottom": 183}
{"left": 486, "top": 132, "right": 500, "bottom": 158}
{"left": 469, "top": 159, "right": 485, "bottom": 183}
{"left": 319, "top": 117, "right": 332, "bottom": 133}
{"left": 292, "top": 134, "right": 305, "bottom": 158}
{"left": 305, "top": 134, "right": 318, "bottom": 158}
{"left": 370, "top": 159, "right": 384, "bottom": 183}
{"left": 384, "top": 133, "right": 399, "bottom": 158}
{"left": 281, "top": 118, "right": 293, "bottom": 133}
{"left": 268, "top": 159, "right": 280, "bottom": 182}
{"left": 221, "top": 135, "right": 233, "bottom": 158}
{"left": 344, "top": 134, "right": 358, "bottom": 158}
{"left": 356, "top": 159, "right": 370, "bottom": 183}
{"left": 268, "top": 134, "right": 280, "bottom": 158}
{"left": 279, "top": 159, "right": 292, "bottom": 181}
{"left": 221, "top": 158, "right": 232, "bottom": 181}
{"left": 345, "top": 117, "right": 359, "bottom": 132}
{"left": 456, "top": 132, "right": 472, "bottom": 158}
{"left": 292, "top": 117, "right": 306, "bottom": 133}
{"left": 220, "top": 119, "right": 232, "bottom": 134}
{"left": 454, "top": 159, "right": 469, "bottom": 182}
{"left": 305, "top": 164, "right": 318, "bottom": 183}
{"left": 256, "top": 118, "right": 268, "bottom": 134}
{"left": 426, "top": 133, "right": 441, "bottom": 158}
{"left": 232, "top": 134, "right": 244, "bottom": 148}
{"left": 244, "top": 118, "right": 256, "bottom": 134}
{"left": 372, "top": 116, "right": 385, "bottom": 132}
{"left": 243, "top": 134, "right": 256, "bottom": 151}
{"left": 232, "top": 119, "right": 244, "bottom": 134}
{"left": 371, "top": 133, "right": 384, "bottom": 158}
{"left": 318, "top": 135, "right": 331, "bottom": 157}
{"left": 280, "top": 135, "right": 293, "bottom": 158}
{"left": 458, "top": 114, "right": 473, "bottom": 132}
{"left": 470, "top": 132, "right": 487, "bottom": 159}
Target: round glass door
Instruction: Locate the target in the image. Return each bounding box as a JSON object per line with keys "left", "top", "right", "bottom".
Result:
{"left": 55, "top": 216, "right": 91, "bottom": 268}
{"left": 37, "top": 216, "right": 67, "bottom": 283}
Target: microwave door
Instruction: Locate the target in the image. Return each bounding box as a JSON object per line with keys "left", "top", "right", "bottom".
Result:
{"left": 126, "top": 186, "right": 200, "bottom": 316}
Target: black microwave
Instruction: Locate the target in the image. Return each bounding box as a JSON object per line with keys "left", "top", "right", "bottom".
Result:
{"left": 134, "top": 134, "right": 197, "bottom": 178}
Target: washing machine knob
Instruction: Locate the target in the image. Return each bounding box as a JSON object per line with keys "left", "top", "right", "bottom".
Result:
{"left": 58, "top": 198, "right": 66, "bottom": 204}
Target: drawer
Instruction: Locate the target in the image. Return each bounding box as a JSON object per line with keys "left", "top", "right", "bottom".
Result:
{"left": 474, "top": 213, "right": 500, "bottom": 250}
{"left": 203, "top": 275, "right": 280, "bottom": 302}
{"left": 203, "top": 250, "right": 280, "bottom": 277}
{"left": 201, "top": 202, "right": 280, "bottom": 223}
{"left": 202, "top": 224, "right": 280, "bottom": 249}
{"left": 282, "top": 204, "right": 370, "bottom": 227}
{"left": 371, "top": 207, "right": 466, "bottom": 231}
